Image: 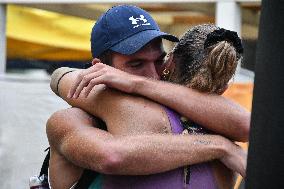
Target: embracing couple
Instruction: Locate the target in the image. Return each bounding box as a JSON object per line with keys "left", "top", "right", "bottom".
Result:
{"left": 47, "top": 5, "right": 250, "bottom": 189}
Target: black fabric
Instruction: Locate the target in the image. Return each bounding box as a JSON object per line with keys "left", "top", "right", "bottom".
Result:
{"left": 204, "top": 28, "right": 243, "bottom": 54}
{"left": 40, "top": 147, "right": 50, "bottom": 177}
{"left": 92, "top": 116, "right": 107, "bottom": 131}
{"left": 246, "top": 1, "right": 284, "bottom": 189}
{"left": 39, "top": 148, "right": 97, "bottom": 189}
{"left": 74, "top": 169, "right": 98, "bottom": 189}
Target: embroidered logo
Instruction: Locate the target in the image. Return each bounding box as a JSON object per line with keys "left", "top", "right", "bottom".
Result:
{"left": 129, "top": 15, "right": 151, "bottom": 28}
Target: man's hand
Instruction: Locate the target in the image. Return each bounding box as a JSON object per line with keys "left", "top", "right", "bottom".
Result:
{"left": 68, "top": 62, "right": 140, "bottom": 98}
{"left": 220, "top": 143, "right": 247, "bottom": 177}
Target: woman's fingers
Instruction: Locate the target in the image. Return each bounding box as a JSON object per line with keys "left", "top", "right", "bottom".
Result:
{"left": 72, "top": 68, "right": 106, "bottom": 98}
{"left": 83, "top": 75, "right": 105, "bottom": 98}
{"left": 68, "top": 62, "right": 132, "bottom": 98}
{"left": 72, "top": 75, "right": 92, "bottom": 98}
{"left": 68, "top": 63, "right": 104, "bottom": 98}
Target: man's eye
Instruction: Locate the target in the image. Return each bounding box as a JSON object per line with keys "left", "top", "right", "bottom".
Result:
{"left": 130, "top": 62, "right": 143, "bottom": 67}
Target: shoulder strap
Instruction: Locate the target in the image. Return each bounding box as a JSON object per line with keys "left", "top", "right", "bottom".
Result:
{"left": 39, "top": 147, "right": 98, "bottom": 189}
{"left": 40, "top": 147, "right": 50, "bottom": 177}
{"left": 74, "top": 169, "right": 98, "bottom": 189}
{"left": 41, "top": 117, "right": 105, "bottom": 188}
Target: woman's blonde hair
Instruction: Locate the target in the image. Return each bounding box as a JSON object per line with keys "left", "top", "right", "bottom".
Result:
{"left": 170, "top": 24, "right": 243, "bottom": 94}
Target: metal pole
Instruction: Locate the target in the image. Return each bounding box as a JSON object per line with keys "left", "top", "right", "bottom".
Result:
{"left": 0, "top": 4, "right": 7, "bottom": 74}
{"left": 216, "top": 0, "right": 242, "bottom": 73}
{"left": 216, "top": 0, "right": 241, "bottom": 34}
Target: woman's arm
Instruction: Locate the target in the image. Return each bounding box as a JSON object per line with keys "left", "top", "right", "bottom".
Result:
{"left": 65, "top": 64, "right": 250, "bottom": 142}
{"left": 132, "top": 77, "right": 250, "bottom": 142}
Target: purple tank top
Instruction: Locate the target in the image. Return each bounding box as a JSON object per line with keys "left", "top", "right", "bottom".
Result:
{"left": 102, "top": 107, "right": 218, "bottom": 189}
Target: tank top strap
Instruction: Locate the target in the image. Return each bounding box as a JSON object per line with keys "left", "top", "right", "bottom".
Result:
{"left": 163, "top": 106, "right": 184, "bottom": 134}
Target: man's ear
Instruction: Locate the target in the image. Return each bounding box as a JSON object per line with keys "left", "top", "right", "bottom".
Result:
{"left": 92, "top": 58, "right": 101, "bottom": 65}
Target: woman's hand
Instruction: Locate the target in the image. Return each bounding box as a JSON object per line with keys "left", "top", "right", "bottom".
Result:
{"left": 68, "top": 61, "right": 142, "bottom": 98}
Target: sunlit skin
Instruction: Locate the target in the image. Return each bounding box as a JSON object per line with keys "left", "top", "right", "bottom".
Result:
{"left": 47, "top": 39, "right": 246, "bottom": 189}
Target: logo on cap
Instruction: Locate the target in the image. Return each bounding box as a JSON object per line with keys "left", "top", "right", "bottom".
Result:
{"left": 129, "top": 15, "right": 151, "bottom": 28}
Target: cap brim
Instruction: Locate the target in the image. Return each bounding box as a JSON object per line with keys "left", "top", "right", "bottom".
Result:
{"left": 110, "top": 30, "right": 179, "bottom": 55}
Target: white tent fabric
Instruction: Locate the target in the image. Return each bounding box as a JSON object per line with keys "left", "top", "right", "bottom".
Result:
{"left": 0, "top": 72, "right": 68, "bottom": 189}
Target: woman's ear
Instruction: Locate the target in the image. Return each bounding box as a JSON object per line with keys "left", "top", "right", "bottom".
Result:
{"left": 162, "top": 52, "right": 175, "bottom": 81}
{"left": 164, "top": 52, "right": 174, "bottom": 70}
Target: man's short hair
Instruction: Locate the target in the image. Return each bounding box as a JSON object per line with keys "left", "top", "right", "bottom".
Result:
{"left": 84, "top": 50, "right": 113, "bottom": 68}
{"left": 97, "top": 50, "right": 113, "bottom": 66}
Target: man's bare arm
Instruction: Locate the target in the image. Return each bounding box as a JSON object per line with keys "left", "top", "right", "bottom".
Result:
{"left": 49, "top": 67, "right": 246, "bottom": 176}
{"left": 47, "top": 107, "right": 246, "bottom": 176}
{"left": 64, "top": 64, "right": 250, "bottom": 142}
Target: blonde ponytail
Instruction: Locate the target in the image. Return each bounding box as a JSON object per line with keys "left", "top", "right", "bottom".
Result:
{"left": 172, "top": 24, "right": 242, "bottom": 94}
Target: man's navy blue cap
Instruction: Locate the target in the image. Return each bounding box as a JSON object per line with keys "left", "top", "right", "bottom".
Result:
{"left": 91, "top": 5, "right": 179, "bottom": 58}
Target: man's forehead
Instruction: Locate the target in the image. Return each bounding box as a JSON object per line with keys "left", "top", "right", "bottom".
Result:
{"left": 133, "top": 38, "right": 164, "bottom": 57}
{"left": 111, "top": 38, "right": 165, "bottom": 62}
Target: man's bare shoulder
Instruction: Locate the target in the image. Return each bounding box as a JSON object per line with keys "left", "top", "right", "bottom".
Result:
{"left": 46, "top": 108, "right": 94, "bottom": 137}
{"left": 46, "top": 107, "right": 102, "bottom": 149}
{"left": 48, "top": 108, "right": 93, "bottom": 124}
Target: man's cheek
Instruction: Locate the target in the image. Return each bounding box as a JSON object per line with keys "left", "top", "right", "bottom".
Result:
{"left": 122, "top": 68, "right": 142, "bottom": 76}
{"left": 155, "top": 64, "right": 165, "bottom": 78}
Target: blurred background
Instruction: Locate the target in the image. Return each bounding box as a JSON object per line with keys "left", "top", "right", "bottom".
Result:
{"left": 0, "top": 0, "right": 260, "bottom": 188}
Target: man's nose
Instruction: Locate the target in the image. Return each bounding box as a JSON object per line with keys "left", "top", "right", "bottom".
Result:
{"left": 145, "top": 63, "right": 160, "bottom": 80}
